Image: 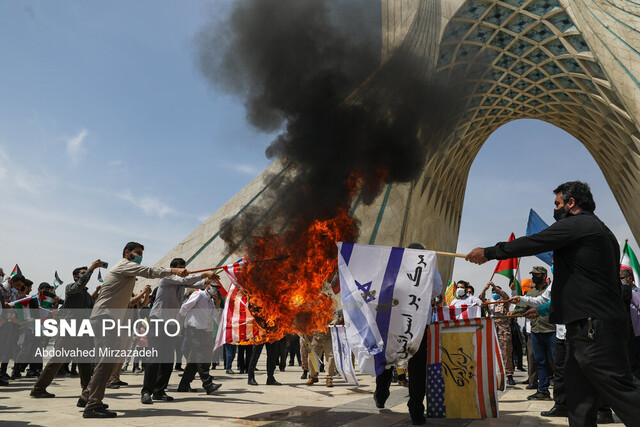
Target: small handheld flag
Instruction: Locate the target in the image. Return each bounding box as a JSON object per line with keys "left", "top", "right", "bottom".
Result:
{"left": 10, "top": 264, "right": 22, "bottom": 277}
{"left": 621, "top": 240, "right": 640, "bottom": 286}
{"left": 53, "top": 271, "right": 63, "bottom": 289}
{"left": 97, "top": 270, "right": 104, "bottom": 283}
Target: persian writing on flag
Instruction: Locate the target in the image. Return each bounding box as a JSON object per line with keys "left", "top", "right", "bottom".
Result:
{"left": 53, "top": 271, "right": 63, "bottom": 289}
{"left": 435, "top": 305, "right": 481, "bottom": 322}
{"left": 8, "top": 295, "right": 39, "bottom": 324}
{"left": 426, "top": 318, "right": 503, "bottom": 419}
{"left": 525, "top": 209, "right": 553, "bottom": 266}
{"left": 621, "top": 241, "right": 640, "bottom": 286}
{"left": 338, "top": 242, "right": 437, "bottom": 375}
{"left": 329, "top": 325, "right": 359, "bottom": 385}
{"left": 214, "top": 283, "right": 261, "bottom": 349}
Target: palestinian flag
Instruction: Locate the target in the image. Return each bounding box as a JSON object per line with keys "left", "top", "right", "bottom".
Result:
{"left": 621, "top": 241, "right": 640, "bottom": 286}
{"left": 9, "top": 295, "right": 39, "bottom": 323}
{"left": 493, "top": 233, "right": 522, "bottom": 295}
{"left": 39, "top": 292, "right": 55, "bottom": 309}
{"left": 53, "top": 271, "right": 63, "bottom": 289}
{"left": 443, "top": 281, "right": 457, "bottom": 305}
{"left": 10, "top": 264, "right": 22, "bottom": 277}
{"left": 97, "top": 270, "right": 104, "bottom": 283}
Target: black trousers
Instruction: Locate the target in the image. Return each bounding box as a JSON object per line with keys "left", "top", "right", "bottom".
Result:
{"left": 374, "top": 367, "right": 393, "bottom": 405}
{"left": 511, "top": 321, "right": 523, "bottom": 369}
{"left": 141, "top": 328, "right": 176, "bottom": 395}
{"left": 565, "top": 318, "right": 640, "bottom": 426}
{"left": 553, "top": 338, "right": 567, "bottom": 407}
{"left": 179, "top": 327, "right": 214, "bottom": 390}
{"left": 248, "top": 342, "right": 279, "bottom": 378}
{"left": 237, "top": 345, "right": 253, "bottom": 371}
{"left": 408, "top": 328, "right": 429, "bottom": 418}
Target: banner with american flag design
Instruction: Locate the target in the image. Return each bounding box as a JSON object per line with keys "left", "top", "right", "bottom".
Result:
{"left": 214, "top": 261, "right": 261, "bottom": 349}
{"left": 426, "top": 317, "right": 503, "bottom": 419}
{"left": 435, "top": 305, "right": 481, "bottom": 322}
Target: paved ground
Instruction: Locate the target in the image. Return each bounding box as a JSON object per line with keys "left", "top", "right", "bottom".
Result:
{"left": 0, "top": 361, "right": 624, "bottom": 426}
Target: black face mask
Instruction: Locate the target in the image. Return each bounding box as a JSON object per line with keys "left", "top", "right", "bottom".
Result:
{"left": 532, "top": 276, "right": 545, "bottom": 285}
{"left": 553, "top": 206, "right": 567, "bottom": 222}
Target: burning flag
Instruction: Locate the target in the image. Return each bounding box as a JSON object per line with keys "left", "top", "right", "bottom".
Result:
{"left": 337, "top": 242, "right": 437, "bottom": 375}
{"left": 214, "top": 283, "right": 260, "bottom": 348}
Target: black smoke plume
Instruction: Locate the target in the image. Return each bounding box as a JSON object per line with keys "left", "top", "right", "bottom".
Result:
{"left": 196, "top": 0, "right": 477, "bottom": 253}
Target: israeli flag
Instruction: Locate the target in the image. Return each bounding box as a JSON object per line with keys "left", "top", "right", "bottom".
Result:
{"left": 329, "top": 325, "right": 359, "bottom": 385}
{"left": 338, "top": 242, "right": 436, "bottom": 376}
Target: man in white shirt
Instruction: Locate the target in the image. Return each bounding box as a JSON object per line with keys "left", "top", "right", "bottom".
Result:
{"left": 177, "top": 284, "right": 222, "bottom": 395}
{"left": 450, "top": 280, "right": 482, "bottom": 307}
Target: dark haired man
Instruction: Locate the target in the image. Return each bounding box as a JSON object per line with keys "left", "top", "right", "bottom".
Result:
{"left": 81, "top": 242, "right": 188, "bottom": 418}
{"left": 1, "top": 274, "right": 27, "bottom": 381}
{"left": 141, "top": 257, "right": 217, "bottom": 404}
{"left": 466, "top": 181, "right": 640, "bottom": 426}
{"left": 30, "top": 260, "right": 103, "bottom": 399}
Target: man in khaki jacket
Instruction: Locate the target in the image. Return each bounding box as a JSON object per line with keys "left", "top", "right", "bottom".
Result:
{"left": 81, "top": 241, "right": 187, "bottom": 419}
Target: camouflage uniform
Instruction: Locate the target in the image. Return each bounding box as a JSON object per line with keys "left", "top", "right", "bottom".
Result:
{"left": 489, "top": 288, "right": 513, "bottom": 376}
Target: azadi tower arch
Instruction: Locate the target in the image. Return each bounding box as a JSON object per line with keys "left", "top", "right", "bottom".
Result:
{"left": 140, "top": 0, "right": 640, "bottom": 287}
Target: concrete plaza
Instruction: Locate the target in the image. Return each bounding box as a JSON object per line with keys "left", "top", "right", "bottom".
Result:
{"left": 0, "top": 360, "right": 624, "bottom": 426}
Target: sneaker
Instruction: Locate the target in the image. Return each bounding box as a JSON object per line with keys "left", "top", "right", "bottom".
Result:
{"left": 83, "top": 407, "right": 117, "bottom": 418}
{"left": 527, "top": 391, "right": 552, "bottom": 401}
{"left": 140, "top": 392, "right": 153, "bottom": 405}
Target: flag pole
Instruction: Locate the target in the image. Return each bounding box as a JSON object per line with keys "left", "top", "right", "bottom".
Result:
{"left": 435, "top": 251, "right": 467, "bottom": 258}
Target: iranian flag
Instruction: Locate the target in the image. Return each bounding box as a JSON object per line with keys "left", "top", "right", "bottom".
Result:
{"left": 10, "top": 264, "right": 22, "bottom": 277}
{"left": 9, "top": 295, "right": 39, "bottom": 323}
{"left": 621, "top": 241, "right": 640, "bottom": 286}
{"left": 493, "top": 232, "right": 522, "bottom": 295}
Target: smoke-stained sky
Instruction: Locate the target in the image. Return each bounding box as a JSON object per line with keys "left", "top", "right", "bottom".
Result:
{"left": 0, "top": 0, "right": 637, "bottom": 295}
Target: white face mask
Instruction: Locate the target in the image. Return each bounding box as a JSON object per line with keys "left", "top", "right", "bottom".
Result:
{"left": 456, "top": 288, "right": 466, "bottom": 297}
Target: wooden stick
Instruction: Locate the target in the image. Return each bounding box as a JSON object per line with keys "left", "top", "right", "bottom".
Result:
{"left": 491, "top": 314, "right": 524, "bottom": 319}
{"left": 187, "top": 266, "right": 225, "bottom": 274}
{"left": 481, "top": 299, "right": 511, "bottom": 306}
{"left": 187, "top": 255, "right": 291, "bottom": 275}
{"left": 435, "top": 251, "right": 467, "bottom": 258}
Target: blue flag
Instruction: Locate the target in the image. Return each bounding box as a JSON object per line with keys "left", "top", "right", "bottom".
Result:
{"left": 526, "top": 209, "right": 553, "bottom": 266}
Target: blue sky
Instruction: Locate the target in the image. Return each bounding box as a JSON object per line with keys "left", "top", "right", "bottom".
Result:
{"left": 0, "top": 1, "right": 636, "bottom": 296}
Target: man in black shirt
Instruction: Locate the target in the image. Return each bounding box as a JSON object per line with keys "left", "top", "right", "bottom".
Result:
{"left": 466, "top": 181, "right": 640, "bottom": 426}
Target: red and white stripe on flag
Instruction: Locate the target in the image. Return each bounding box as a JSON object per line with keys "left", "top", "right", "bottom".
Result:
{"left": 222, "top": 261, "right": 245, "bottom": 287}
{"left": 427, "top": 317, "right": 504, "bottom": 418}
{"left": 435, "top": 305, "right": 481, "bottom": 322}
{"left": 214, "top": 284, "right": 260, "bottom": 349}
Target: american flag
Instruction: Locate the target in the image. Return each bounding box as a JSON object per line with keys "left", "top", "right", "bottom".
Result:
{"left": 435, "top": 305, "right": 481, "bottom": 322}
{"left": 214, "top": 262, "right": 261, "bottom": 349}
{"left": 427, "top": 317, "right": 502, "bottom": 418}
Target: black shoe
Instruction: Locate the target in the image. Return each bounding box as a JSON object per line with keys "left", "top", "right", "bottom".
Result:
{"left": 266, "top": 377, "right": 281, "bottom": 385}
{"left": 410, "top": 414, "right": 427, "bottom": 425}
{"left": 205, "top": 383, "right": 222, "bottom": 395}
{"left": 25, "top": 370, "right": 39, "bottom": 378}
{"left": 248, "top": 377, "right": 259, "bottom": 386}
{"left": 83, "top": 407, "right": 117, "bottom": 418}
{"left": 106, "top": 382, "right": 120, "bottom": 389}
{"left": 507, "top": 375, "right": 516, "bottom": 386}
{"left": 527, "top": 391, "right": 552, "bottom": 401}
{"left": 301, "top": 370, "right": 308, "bottom": 380}
{"left": 373, "top": 393, "right": 386, "bottom": 409}
{"left": 10, "top": 371, "right": 21, "bottom": 379}
{"left": 77, "top": 399, "right": 109, "bottom": 409}
{"left": 279, "top": 367, "right": 285, "bottom": 372}
{"left": 30, "top": 390, "right": 55, "bottom": 398}
{"left": 0, "top": 378, "right": 8, "bottom": 386}
{"left": 521, "top": 379, "right": 529, "bottom": 384}
{"left": 115, "top": 380, "right": 128, "bottom": 386}
{"left": 596, "top": 410, "right": 615, "bottom": 424}
{"left": 141, "top": 392, "right": 153, "bottom": 404}
{"left": 70, "top": 370, "right": 79, "bottom": 377}
{"left": 177, "top": 384, "right": 197, "bottom": 392}
{"left": 541, "top": 404, "right": 568, "bottom": 417}
{"left": 0, "top": 373, "right": 9, "bottom": 381}
{"left": 225, "top": 369, "right": 234, "bottom": 375}
{"left": 152, "top": 392, "right": 174, "bottom": 401}
{"left": 174, "top": 365, "right": 184, "bottom": 371}
{"left": 526, "top": 383, "right": 538, "bottom": 390}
